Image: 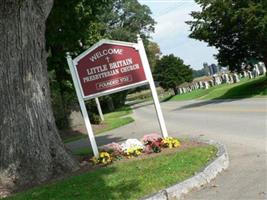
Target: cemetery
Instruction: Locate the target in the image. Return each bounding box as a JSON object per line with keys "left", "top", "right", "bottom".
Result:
{"left": 175, "top": 63, "right": 267, "bottom": 100}
{"left": 172, "top": 76, "right": 266, "bottom": 101}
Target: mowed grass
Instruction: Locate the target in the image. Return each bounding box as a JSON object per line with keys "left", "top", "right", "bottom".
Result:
{"left": 63, "top": 106, "right": 134, "bottom": 143}
{"left": 73, "top": 147, "right": 93, "bottom": 157}
{"left": 7, "top": 146, "right": 217, "bottom": 200}
{"left": 171, "top": 76, "right": 267, "bottom": 101}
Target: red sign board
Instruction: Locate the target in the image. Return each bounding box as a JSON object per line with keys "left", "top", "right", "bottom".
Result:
{"left": 74, "top": 42, "right": 147, "bottom": 98}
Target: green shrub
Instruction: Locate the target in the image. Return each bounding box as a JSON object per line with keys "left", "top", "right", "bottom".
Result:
{"left": 90, "top": 113, "right": 101, "bottom": 124}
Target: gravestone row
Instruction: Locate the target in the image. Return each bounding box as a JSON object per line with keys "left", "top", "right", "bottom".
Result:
{"left": 176, "top": 63, "right": 266, "bottom": 95}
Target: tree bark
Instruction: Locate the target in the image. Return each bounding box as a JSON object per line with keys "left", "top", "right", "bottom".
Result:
{"left": 0, "top": 0, "right": 78, "bottom": 190}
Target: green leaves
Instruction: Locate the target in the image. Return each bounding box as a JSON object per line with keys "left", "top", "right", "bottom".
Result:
{"left": 153, "top": 54, "right": 193, "bottom": 94}
{"left": 45, "top": 0, "right": 156, "bottom": 128}
{"left": 187, "top": 0, "right": 267, "bottom": 71}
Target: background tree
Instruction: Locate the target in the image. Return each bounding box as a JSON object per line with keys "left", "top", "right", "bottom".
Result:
{"left": 192, "top": 68, "right": 206, "bottom": 78}
{"left": 187, "top": 0, "right": 267, "bottom": 72}
{"left": 46, "top": 0, "right": 156, "bottom": 128}
{"left": 46, "top": 0, "right": 111, "bottom": 129}
{"left": 97, "top": 0, "right": 156, "bottom": 110}
{"left": 145, "top": 41, "right": 162, "bottom": 72}
{"left": 0, "top": 0, "right": 78, "bottom": 190}
{"left": 154, "top": 54, "right": 193, "bottom": 95}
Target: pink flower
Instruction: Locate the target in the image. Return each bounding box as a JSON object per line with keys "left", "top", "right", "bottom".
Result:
{"left": 143, "top": 145, "right": 153, "bottom": 154}
{"left": 102, "top": 142, "right": 123, "bottom": 156}
{"left": 142, "top": 133, "right": 162, "bottom": 144}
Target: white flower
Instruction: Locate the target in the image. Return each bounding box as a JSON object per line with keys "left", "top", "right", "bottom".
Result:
{"left": 121, "top": 139, "right": 144, "bottom": 152}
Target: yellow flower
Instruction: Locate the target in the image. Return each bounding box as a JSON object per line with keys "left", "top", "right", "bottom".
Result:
{"left": 92, "top": 151, "right": 112, "bottom": 165}
{"left": 162, "top": 137, "right": 181, "bottom": 148}
{"left": 91, "top": 157, "right": 98, "bottom": 165}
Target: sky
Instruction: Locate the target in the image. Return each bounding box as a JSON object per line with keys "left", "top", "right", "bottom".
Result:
{"left": 138, "top": 0, "right": 218, "bottom": 70}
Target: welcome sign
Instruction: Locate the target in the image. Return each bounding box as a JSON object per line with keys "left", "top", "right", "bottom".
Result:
{"left": 67, "top": 37, "right": 168, "bottom": 157}
{"left": 73, "top": 40, "right": 148, "bottom": 99}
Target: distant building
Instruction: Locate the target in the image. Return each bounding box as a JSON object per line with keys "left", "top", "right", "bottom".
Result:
{"left": 203, "top": 63, "right": 210, "bottom": 76}
{"left": 203, "top": 63, "right": 221, "bottom": 76}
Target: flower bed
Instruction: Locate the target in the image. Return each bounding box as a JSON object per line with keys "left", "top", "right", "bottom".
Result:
{"left": 91, "top": 134, "right": 182, "bottom": 165}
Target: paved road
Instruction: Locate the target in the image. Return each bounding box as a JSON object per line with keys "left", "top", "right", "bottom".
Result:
{"left": 67, "top": 98, "right": 267, "bottom": 200}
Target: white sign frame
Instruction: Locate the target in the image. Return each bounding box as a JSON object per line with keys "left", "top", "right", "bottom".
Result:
{"left": 72, "top": 39, "right": 149, "bottom": 100}
{"left": 66, "top": 36, "right": 168, "bottom": 157}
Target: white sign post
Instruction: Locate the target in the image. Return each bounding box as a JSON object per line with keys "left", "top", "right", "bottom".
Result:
{"left": 66, "top": 53, "right": 99, "bottom": 157}
{"left": 66, "top": 36, "right": 168, "bottom": 157}
{"left": 95, "top": 97, "right": 104, "bottom": 121}
{"left": 137, "top": 35, "right": 168, "bottom": 138}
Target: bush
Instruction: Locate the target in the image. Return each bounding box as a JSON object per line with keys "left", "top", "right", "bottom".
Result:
{"left": 90, "top": 113, "right": 101, "bottom": 124}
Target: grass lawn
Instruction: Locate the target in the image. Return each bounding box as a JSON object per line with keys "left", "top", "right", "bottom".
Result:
{"left": 126, "top": 87, "right": 173, "bottom": 104}
{"left": 73, "top": 147, "right": 93, "bottom": 157}
{"left": 171, "top": 76, "right": 267, "bottom": 101}
{"left": 63, "top": 106, "right": 134, "bottom": 143}
{"left": 7, "top": 145, "right": 217, "bottom": 200}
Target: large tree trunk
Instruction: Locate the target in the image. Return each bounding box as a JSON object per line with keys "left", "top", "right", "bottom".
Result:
{"left": 0, "top": 0, "right": 79, "bottom": 192}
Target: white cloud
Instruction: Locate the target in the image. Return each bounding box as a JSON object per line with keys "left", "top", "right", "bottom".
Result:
{"left": 139, "top": 1, "right": 218, "bottom": 69}
{"left": 153, "top": 4, "right": 199, "bottom": 42}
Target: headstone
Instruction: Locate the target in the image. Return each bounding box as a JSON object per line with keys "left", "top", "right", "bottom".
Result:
{"left": 229, "top": 75, "right": 234, "bottom": 83}
{"left": 208, "top": 80, "right": 214, "bottom": 87}
{"left": 258, "top": 62, "right": 266, "bottom": 75}
{"left": 179, "top": 88, "right": 183, "bottom": 94}
{"left": 262, "top": 65, "right": 267, "bottom": 75}
{"left": 243, "top": 71, "right": 248, "bottom": 78}
{"left": 233, "top": 73, "right": 240, "bottom": 83}
{"left": 248, "top": 71, "right": 253, "bottom": 79}
{"left": 188, "top": 87, "right": 192, "bottom": 92}
{"left": 198, "top": 81, "right": 204, "bottom": 88}
{"left": 218, "top": 77, "right": 222, "bottom": 84}
{"left": 204, "top": 81, "right": 209, "bottom": 89}
{"left": 253, "top": 64, "right": 260, "bottom": 77}
{"left": 216, "top": 76, "right": 222, "bottom": 85}
{"left": 224, "top": 74, "right": 230, "bottom": 83}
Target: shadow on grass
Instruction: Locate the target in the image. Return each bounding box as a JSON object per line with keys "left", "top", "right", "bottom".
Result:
{"left": 213, "top": 76, "right": 267, "bottom": 99}
{"left": 128, "top": 95, "right": 174, "bottom": 111}
{"left": 65, "top": 131, "right": 125, "bottom": 152}
{"left": 174, "top": 76, "right": 267, "bottom": 110}
{"left": 161, "top": 95, "right": 175, "bottom": 102}
{"left": 9, "top": 166, "right": 142, "bottom": 200}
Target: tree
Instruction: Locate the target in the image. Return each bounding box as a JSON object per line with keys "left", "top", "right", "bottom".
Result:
{"left": 145, "top": 41, "right": 162, "bottom": 72}
{"left": 0, "top": 0, "right": 78, "bottom": 190}
{"left": 154, "top": 54, "right": 193, "bottom": 95}
{"left": 193, "top": 68, "right": 206, "bottom": 78}
{"left": 187, "top": 0, "right": 267, "bottom": 72}
{"left": 46, "top": 0, "right": 156, "bottom": 128}
{"left": 46, "top": 0, "right": 110, "bottom": 128}
{"left": 98, "top": 0, "right": 156, "bottom": 110}
{"left": 101, "top": 0, "right": 155, "bottom": 42}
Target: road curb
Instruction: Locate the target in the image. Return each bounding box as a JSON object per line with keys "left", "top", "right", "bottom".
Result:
{"left": 141, "top": 139, "right": 229, "bottom": 200}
